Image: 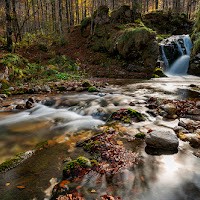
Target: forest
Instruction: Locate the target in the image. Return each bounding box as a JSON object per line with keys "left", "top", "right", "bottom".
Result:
{"left": 1, "top": 0, "right": 200, "bottom": 200}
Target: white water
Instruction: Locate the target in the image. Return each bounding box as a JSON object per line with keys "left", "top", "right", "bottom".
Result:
{"left": 162, "top": 35, "right": 193, "bottom": 76}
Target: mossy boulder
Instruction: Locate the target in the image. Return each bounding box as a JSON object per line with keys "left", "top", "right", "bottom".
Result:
{"left": 117, "top": 27, "right": 156, "bottom": 58}
{"left": 143, "top": 10, "right": 193, "bottom": 35}
{"left": 88, "top": 87, "right": 98, "bottom": 92}
{"left": 152, "top": 67, "right": 166, "bottom": 78}
{"left": 110, "top": 5, "right": 134, "bottom": 24}
{"left": 106, "top": 27, "right": 159, "bottom": 76}
{"left": 82, "top": 81, "right": 92, "bottom": 88}
{"left": 81, "top": 17, "right": 91, "bottom": 35}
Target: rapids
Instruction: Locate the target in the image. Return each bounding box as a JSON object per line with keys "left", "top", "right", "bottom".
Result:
{"left": 0, "top": 76, "right": 200, "bottom": 200}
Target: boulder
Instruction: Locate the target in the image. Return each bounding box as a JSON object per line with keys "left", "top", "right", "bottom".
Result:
{"left": 187, "top": 109, "right": 200, "bottom": 115}
{"left": 145, "top": 131, "right": 179, "bottom": 150}
{"left": 34, "top": 85, "right": 41, "bottom": 93}
{"left": 110, "top": 5, "right": 134, "bottom": 24}
{"left": 0, "top": 94, "right": 7, "bottom": 98}
{"left": 163, "top": 103, "right": 177, "bottom": 115}
{"left": 42, "top": 85, "right": 51, "bottom": 93}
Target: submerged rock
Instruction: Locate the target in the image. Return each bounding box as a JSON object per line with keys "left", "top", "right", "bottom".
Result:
{"left": 145, "top": 131, "right": 179, "bottom": 150}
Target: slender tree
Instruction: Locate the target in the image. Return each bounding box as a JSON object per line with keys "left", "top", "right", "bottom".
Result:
{"left": 5, "top": 0, "right": 12, "bottom": 52}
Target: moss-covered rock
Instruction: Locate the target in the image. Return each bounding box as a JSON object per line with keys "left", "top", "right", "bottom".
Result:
{"left": 135, "top": 132, "right": 146, "bottom": 139}
{"left": 81, "top": 17, "right": 91, "bottom": 34}
{"left": 110, "top": 5, "right": 134, "bottom": 24}
{"left": 88, "top": 87, "right": 98, "bottom": 92}
{"left": 189, "top": 3, "right": 200, "bottom": 75}
{"left": 152, "top": 67, "right": 166, "bottom": 78}
{"left": 143, "top": 10, "right": 193, "bottom": 35}
{"left": 0, "top": 152, "right": 23, "bottom": 173}
{"left": 82, "top": 81, "right": 92, "bottom": 88}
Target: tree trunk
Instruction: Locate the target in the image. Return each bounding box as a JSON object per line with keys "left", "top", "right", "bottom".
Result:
{"left": 5, "top": 0, "right": 12, "bottom": 52}
{"left": 58, "top": 0, "right": 63, "bottom": 34}
{"left": 12, "top": 0, "right": 21, "bottom": 42}
{"left": 155, "top": 0, "right": 158, "bottom": 10}
{"left": 32, "top": 0, "right": 37, "bottom": 33}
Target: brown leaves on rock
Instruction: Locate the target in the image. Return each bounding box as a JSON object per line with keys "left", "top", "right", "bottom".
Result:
{"left": 146, "top": 97, "right": 197, "bottom": 117}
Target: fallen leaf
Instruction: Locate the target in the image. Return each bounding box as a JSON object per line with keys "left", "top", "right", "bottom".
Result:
{"left": 91, "top": 189, "right": 96, "bottom": 193}
{"left": 141, "top": 176, "right": 145, "bottom": 181}
{"left": 117, "top": 141, "right": 123, "bottom": 145}
{"left": 76, "top": 185, "right": 82, "bottom": 190}
{"left": 59, "top": 180, "right": 70, "bottom": 188}
{"left": 17, "top": 185, "right": 25, "bottom": 189}
{"left": 5, "top": 183, "right": 10, "bottom": 186}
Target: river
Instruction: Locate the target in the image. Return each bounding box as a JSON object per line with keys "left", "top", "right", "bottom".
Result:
{"left": 0, "top": 75, "right": 200, "bottom": 200}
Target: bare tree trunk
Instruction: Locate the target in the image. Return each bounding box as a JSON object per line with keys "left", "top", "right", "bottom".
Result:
{"left": 32, "top": 0, "right": 37, "bottom": 32}
{"left": 58, "top": 0, "right": 63, "bottom": 34}
{"left": 51, "top": 0, "right": 57, "bottom": 31}
{"left": 155, "top": 0, "right": 159, "bottom": 9}
{"left": 5, "top": 0, "right": 12, "bottom": 52}
{"left": 75, "top": 0, "right": 79, "bottom": 24}
{"left": 12, "top": 0, "right": 21, "bottom": 42}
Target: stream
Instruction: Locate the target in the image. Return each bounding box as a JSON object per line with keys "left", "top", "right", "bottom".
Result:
{"left": 0, "top": 75, "right": 200, "bottom": 200}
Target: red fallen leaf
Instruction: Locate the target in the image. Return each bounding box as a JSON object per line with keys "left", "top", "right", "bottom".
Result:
{"left": 141, "top": 176, "right": 145, "bottom": 181}
{"left": 34, "top": 172, "right": 40, "bottom": 175}
{"left": 17, "top": 185, "right": 25, "bottom": 189}
{"left": 148, "top": 129, "right": 152, "bottom": 133}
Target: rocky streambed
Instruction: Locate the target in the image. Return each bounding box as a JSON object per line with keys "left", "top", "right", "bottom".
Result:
{"left": 0, "top": 76, "right": 200, "bottom": 200}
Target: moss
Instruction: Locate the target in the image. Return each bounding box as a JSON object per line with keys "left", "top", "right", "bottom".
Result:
{"left": 63, "top": 157, "right": 93, "bottom": 172}
{"left": 35, "top": 140, "right": 48, "bottom": 150}
{"left": 135, "top": 132, "right": 146, "bottom": 139}
{"left": 127, "top": 109, "right": 145, "bottom": 121}
{"left": 152, "top": 74, "right": 160, "bottom": 78}
{"left": 88, "top": 87, "right": 98, "bottom": 92}
{"left": 0, "top": 153, "right": 23, "bottom": 172}
{"left": 82, "top": 81, "right": 92, "bottom": 88}
{"left": 63, "top": 160, "right": 77, "bottom": 171}
{"left": 81, "top": 17, "right": 91, "bottom": 32}
{"left": 77, "top": 157, "right": 91, "bottom": 168}
{"left": 124, "top": 118, "right": 130, "bottom": 123}
{"left": 57, "top": 86, "right": 66, "bottom": 91}
{"left": 192, "top": 37, "right": 200, "bottom": 55}
{"left": 90, "top": 159, "right": 98, "bottom": 166}
{"left": 152, "top": 67, "right": 166, "bottom": 77}
{"left": 84, "top": 141, "right": 101, "bottom": 152}
{"left": 117, "top": 27, "right": 155, "bottom": 58}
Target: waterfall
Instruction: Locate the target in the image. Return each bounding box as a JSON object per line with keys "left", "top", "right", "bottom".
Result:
{"left": 161, "top": 44, "right": 169, "bottom": 69}
{"left": 161, "top": 35, "right": 193, "bottom": 76}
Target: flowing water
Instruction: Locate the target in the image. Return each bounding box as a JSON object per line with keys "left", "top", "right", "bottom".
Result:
{"left": 0, "top": 75, "right": 200, "bottom": 200}
{"left": 161, "top": 35, "right": 193, "bottom": 76}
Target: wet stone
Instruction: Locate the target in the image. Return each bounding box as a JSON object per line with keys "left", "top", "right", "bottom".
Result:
{"left": 16, "top": 104, "right": 26, "bottom": 110}
{"left": 42, "top": 85, "right": 51, "bottom": 93}
{"left": 188, "top": 109, "right": 200, "bottom": 115}
{"left": 0, "top": 94, "right": 7, "bottom": 98}
{"left": 145, "top": 131, "right": 179, "bottom": 150}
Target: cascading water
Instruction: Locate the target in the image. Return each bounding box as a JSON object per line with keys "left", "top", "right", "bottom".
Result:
{"left": 161, "top": 35, "right": 193, "bottom": 76}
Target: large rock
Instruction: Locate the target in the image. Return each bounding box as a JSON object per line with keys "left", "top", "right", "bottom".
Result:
{"left": 163, "top": 103, "right": 177, "bottom": 115}
{"left": 106, "top": 27, "right": 159, "bottom": 77}
{"left": 145, "top": 131, "right": 179, "bottom": 150}
{"left": 110, "top": 5, "right": 134, "bottom": 24}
